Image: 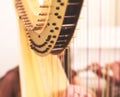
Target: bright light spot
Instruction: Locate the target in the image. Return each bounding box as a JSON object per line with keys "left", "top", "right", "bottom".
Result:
{"left": 38, "top": 0, "right": 44, "bottom": 5}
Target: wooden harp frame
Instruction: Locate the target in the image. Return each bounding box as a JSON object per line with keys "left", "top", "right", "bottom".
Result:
{"left": 14, "top": 0, "right": 83, "bottom": 97}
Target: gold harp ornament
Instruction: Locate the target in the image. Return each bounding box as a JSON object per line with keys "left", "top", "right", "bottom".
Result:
{"left": 14, "top": 0, "right": 83, "bottom": 97}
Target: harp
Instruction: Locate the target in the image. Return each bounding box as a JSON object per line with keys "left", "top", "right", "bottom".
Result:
{"left": 14, "top": 0, "right": 83, "bottom": 97}
{"left": 14, "top": 0, "right": 120, "bottom": 97}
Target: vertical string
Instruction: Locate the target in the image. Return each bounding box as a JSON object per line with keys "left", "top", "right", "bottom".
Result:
{"left": 113, "top": 1, "right": 118, "bottom": 96}
{"left": 105, "top": 1, "right": 113, "bottom": 97}
{"left": 111, "top": 1, "right": 115, "bottom": 97}
{"left": 116, "top": 1, "right": 120, "bottom": 96}
{"left": 98, "top": 0, "right": 102, "bottom": 97}
{"left": 86, "top": 0, "right": 89, "bottom": 96}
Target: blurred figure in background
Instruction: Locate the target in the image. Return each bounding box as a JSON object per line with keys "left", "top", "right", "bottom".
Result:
{"left": 0, "top": 66, "right": 20, "bottom": 97}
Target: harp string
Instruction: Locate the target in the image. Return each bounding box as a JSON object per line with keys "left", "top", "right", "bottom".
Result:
{"left": 71, "top": 1, "right": 119, "bottom": 97}
{"left": 85, "top": 0, "right": 88, "bottom": 96}
{"left": 112, "top": 5, "right": 118, "bottom": 97}
{"left": 98, "top": 0, "right": 102, "bottom": 97}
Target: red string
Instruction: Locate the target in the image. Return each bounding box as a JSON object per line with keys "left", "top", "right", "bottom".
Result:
{"left": 98, "top": 0, "right": 102, "bottom": 97}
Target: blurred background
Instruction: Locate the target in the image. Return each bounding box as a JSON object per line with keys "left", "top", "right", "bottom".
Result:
{"left": 0, "top": 0, "right": 19, "bottom": 77}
